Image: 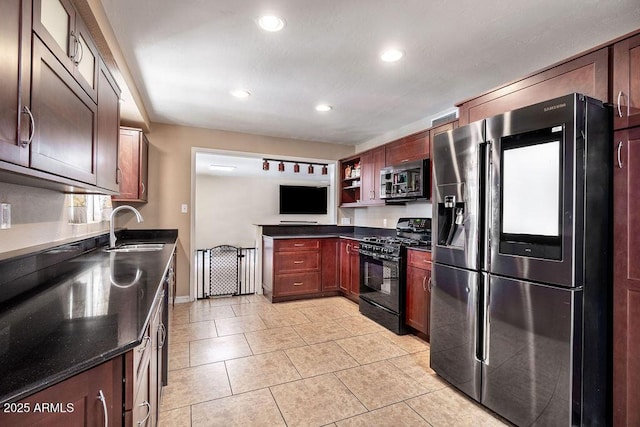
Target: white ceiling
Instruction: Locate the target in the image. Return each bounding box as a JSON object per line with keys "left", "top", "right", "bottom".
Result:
{"left": 101, "top": 0, "right": 640, "bottom": 145}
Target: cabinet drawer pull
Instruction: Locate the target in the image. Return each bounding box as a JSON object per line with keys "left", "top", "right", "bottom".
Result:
{"left": 293, "top": 260, "right": 304, "bottom": 264}
{"left": 293, "top": 243, "right": 305, "bottom": 247}
{"left": 293, "top": 282, "right": 304, "bottom": 286}
{"left": 97, "top": 390, "right": 108, "bottom": 427}
{"left": 428, "top": 277, "right": 433, "bottom": 292}
{"left": 21, "top": 106, "right": 35, "bottom": 147}
{"left": 137, "top": 401, "right": 151, "bottom": 426}
{"left": 159, "top": 323, "right": 167, "bottom": 348}
{"left": 422, "top": 275, "right": 427, "bottom": 292}
{"left": 141, "top": 182, "right": 146, "bottom": 195}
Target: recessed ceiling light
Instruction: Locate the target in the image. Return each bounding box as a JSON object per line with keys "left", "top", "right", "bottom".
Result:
{"left": 380, "top": 48, "right": 404, "bottom": 62}
{"left": 209, "top": 164, "right": 236, "bottom": 172}
{"left": 258, "top": 15, "right": 286, "bottom": 32}
{"left": 315, "top": 104, "right": 332, "bottom": 112}
{"left": 230, "top": 89, "right": 251, "bottom": 98}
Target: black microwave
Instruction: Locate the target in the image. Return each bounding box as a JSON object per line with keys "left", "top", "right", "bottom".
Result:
{"left": 380, "top": 159, "right": 430, "bottom": 201}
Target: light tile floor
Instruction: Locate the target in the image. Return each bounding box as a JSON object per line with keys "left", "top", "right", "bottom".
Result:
{"left": 160, "top": 295, "right": 510, "bottom": 427}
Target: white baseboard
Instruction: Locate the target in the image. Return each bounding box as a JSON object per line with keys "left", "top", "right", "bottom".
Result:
{"left": 173, "top": 296, "right": 192, "bottom": 304}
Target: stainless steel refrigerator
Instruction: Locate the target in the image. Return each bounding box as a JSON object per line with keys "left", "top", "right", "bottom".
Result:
{"left": 430, "top": 94, "right": 611, "bottom": 426}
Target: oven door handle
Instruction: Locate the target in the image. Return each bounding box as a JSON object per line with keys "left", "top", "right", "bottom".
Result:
{"left": 361, "top": 297, "right": 397, "bottom": 315}
{"left": 360, "top": 251, "right": 399, "bottom": 263}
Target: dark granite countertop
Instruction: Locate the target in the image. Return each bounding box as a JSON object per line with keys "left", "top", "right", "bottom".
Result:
{"left": 265, "top": 233, "right": 361, "bottom": 240}
{"left": 0, "top": 229, "right": 178, "bottom": 404}
{"left": 261, "top": 224, "right": 397, "bottom": 241}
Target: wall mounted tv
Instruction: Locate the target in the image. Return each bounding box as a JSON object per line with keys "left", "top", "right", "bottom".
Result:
{"left": 279, "top": 185, "right": 328, "bottom": 214}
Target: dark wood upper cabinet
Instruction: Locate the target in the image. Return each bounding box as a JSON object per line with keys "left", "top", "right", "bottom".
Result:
{"left": 96, "top": 60, "right": 120, "bottom": 192}
{"left": 29, "top": 37, "right": 97, "bottom": 185}
{"left": 613, "top": 33, "right": 640, "bottom": 130}
{"left": 456, "top": 48, "right": 609, "bottom": 125}
{"left": 360, "top": 146, "right": 385, "bottom": 205}
{"left": 0, "top": 0, "right": 31, "bottom": 167}
{"left": 340, "top": 154, "right": 362, "bottom": 206}
{"left": 32, "top": 0, "right": 99, "bottom": 102}
{"left": 613, "top": 126, "right": 640, "bottom": 427}
{"left": 113, "top": 127, "right": 149, "bottom": 202}
{"left": 385, "top": 130, "right": 429, "bottom": 166}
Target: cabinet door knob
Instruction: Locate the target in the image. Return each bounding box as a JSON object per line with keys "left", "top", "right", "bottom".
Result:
{"left": 97, "top": 390, "right": 108, "bottom": 427}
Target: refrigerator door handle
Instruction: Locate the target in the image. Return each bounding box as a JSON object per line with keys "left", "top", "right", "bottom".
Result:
{"left": 475, "top": 272, "right": 490, "bottom": 365}
{"left": 480, "top": 141, "right": 492, "bottom": 271}
{"left": 483, "top": 274, "right": 490, "bottom": 365}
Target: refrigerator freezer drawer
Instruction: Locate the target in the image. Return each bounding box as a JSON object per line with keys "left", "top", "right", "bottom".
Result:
{"left": 482, "top": 275, "right": 580, "bottom": 426}
{"left": 430, "top": 263, "right": 482, "bottom": 402}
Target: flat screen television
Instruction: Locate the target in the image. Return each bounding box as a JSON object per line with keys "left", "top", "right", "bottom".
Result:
{"left": 279, "top": 185, "right": 328, "bottom": 214}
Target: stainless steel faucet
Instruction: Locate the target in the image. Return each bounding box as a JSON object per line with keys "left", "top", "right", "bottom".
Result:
{"left": 109, "top": 205, "right": 144, "bottom": 248}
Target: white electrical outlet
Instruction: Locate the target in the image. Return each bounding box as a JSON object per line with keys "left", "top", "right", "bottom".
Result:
{"left": 181, "top": 204, "right": 188, "bottom": 214}
{"left": 383, "top": 218, "right": 388, "bottom": 227}
{"left": 340, "top": 217, "right": 351, "bottom": 225}
{"left": 0, "top": 203, "right": 11, "bottom": 229}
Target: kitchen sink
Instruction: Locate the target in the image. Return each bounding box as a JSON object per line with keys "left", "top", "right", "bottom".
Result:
{"left": 105, "top": 243, "right": 165, "bottom": 252}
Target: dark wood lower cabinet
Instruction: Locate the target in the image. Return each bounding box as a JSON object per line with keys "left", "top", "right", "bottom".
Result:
{"left": 263, "top": 237, "right": 341, "bottom": 301}
{"left": 125, "top": 290, "right": 166, "bottom": 426}
{"left": 405, "top": 249, "right": 431, "bottom": 337}
{"left": 339, "top": 239, "right": 360, "bottom": 301}
{"left": 321, "top": 238, "right": 339, "bottom": 291}
{"left": 0, "top": 358, "right": 123, "bottom": 427}
{"left": 613, "top": 126, "right": 640, "bottom": 426}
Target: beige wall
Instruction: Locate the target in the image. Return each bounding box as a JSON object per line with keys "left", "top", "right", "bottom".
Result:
{"left": 121, "top": 123, "right": 355, "bottom": 298}
{"left": 195, "top": 174, "right": 335, "bottom": 250}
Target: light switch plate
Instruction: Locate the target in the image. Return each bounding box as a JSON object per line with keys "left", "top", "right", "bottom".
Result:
{"left": 181, "top": 204, "right": 188, "bottom": 214}
{"left": 0, "top": 203, "right": 11, "bottom": 229}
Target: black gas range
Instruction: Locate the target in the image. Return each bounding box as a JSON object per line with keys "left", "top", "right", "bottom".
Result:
{"left": 358, "top": 218, "right": 431, "bottom": 334}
